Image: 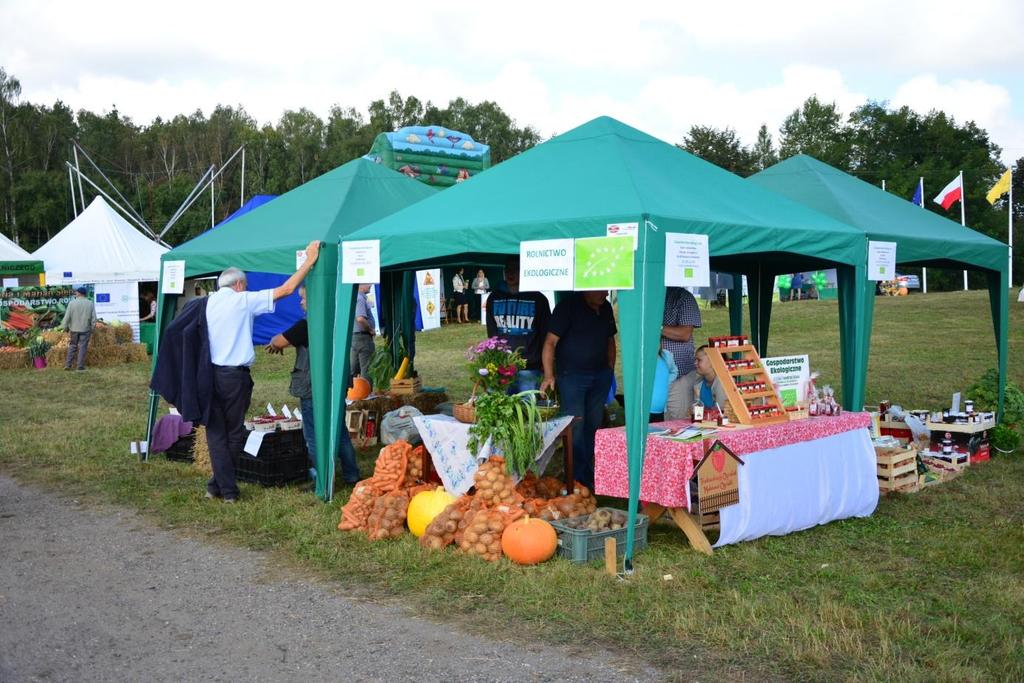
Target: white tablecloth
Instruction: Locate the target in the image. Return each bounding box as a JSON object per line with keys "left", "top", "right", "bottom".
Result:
{"left": 715, "top": 427, "right": 878, "bottom": 547}
{"left": 413, "top": 415, "right": 573, "bottom": 495}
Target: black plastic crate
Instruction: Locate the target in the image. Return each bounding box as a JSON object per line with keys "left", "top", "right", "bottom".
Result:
{"left": 163, "top": 432, "right": 196, "bottom": 462}
{"left": 234, "top": 429, "right": 309, "bottom": 486}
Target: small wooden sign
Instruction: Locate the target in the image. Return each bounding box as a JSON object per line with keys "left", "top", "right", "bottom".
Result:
{"left": 691, "top": 440, "right": 744, "bottom": 515}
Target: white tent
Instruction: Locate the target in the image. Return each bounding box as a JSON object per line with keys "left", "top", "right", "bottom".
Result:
{"left": 32, "top": 197, "right": 167, "bottom": 340}
{"left": 32, "top": 196, "right": 167, "bottom": 284}
{"left": 0, "top": 231, "right": 32, "bottom": 260}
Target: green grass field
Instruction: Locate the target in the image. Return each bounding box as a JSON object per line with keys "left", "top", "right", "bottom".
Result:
{"left": 1, "top": 290, "right": 1022, "bottom": 681}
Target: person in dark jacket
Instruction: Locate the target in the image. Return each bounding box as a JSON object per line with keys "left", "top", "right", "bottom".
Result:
{"left": 150, "top": 297, "right": 213, "bottom": 426}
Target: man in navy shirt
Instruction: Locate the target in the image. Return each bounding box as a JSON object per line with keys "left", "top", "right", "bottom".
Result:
{"left": 540, "top": 290, "right": 617, "bottom": 489}
{"left": 486, "top": 256, "right": 551, "bottom": 392}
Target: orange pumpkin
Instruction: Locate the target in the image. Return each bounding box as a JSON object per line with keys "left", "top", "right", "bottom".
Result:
{"left": 347, "top": 376, "right": 371, "bottom": 400}
{"left": 501, "top": 517, "right": 558, "bottom": 565}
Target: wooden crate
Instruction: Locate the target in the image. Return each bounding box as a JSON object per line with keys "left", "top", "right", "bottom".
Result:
{"left": 390, "top": 377, "right": 421, "bottom": 396}
{"left": 876, "top": 446, "right": 919, "bottom": 494}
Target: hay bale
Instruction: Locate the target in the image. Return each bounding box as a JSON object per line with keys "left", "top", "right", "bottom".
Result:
{"left": 41, "top": 329, "right": 66, "bottom": 345}
{"left": 45, "top": 333, "right": 147, "bottom": 368}
{"left": 112, "top": 325, "right": 133, "bottom": 344}
{"left": 123, "top": 343, "right": 150, "bottom": 363}
{"left": 0, "top": 348, "right": 30, "bottom": 370}
{"left": 404, "top": 391, "right": 449, "bottom": 415}
{"left": 191, "top": 425, "right": 212, "bottom": 476}
{"left": 349, "top": 395, "right": 403, "bottom": 414}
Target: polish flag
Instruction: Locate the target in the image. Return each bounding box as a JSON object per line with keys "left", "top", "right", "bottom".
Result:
{"left": 933, "top": 175, "right": 962, "bottom": 210}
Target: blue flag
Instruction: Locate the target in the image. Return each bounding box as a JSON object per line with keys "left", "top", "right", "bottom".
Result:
{"left": 911, "top": 183, "right": 923, "bottom": 207}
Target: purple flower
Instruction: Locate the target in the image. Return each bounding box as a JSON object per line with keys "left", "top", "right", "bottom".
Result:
{"left": 478, "top": 368, "right": 489, "bottom": 376}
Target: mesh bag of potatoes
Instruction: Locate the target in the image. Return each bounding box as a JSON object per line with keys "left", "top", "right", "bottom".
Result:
{"left": 419, "top": 495, "right": 474, "bottom": 551}
{"left": 365, "top": 488, "right": 411, "bottom": 541}
{"left": 473, "top": 456, "right": 521, "bottom": 506}
{"left": 404, "top": 444, "right": 425, "bottom": 484}
{"left": 370, "top": 440, "right": 411, "bottom": 492}
{"left": 456, "top": 505, "right": 525, "bottom": 562}
{"left": 337, "top": 479, "right": 382, "bottom": 531}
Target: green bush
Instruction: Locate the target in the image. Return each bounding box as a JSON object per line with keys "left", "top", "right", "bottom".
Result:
{"left": 989, "top": 423, "right": 1021, "bottom": 453}
{"left": 965, "top": 369, "right": 1024, "bottom": 426}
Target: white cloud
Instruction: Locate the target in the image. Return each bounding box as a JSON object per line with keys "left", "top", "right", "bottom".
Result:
{"left": 893, "top": 76, "right": 1023, "bottom": 163}
{"left": 2, "top": 0, "right": 1021, "bottom": 163}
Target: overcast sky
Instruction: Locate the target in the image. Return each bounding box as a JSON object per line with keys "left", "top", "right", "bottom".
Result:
{"left": 2, "top": 0, "right": 1022, "bottom": 165}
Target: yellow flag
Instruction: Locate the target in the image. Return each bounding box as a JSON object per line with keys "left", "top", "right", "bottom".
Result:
{"left": 986, "top": 168, "right": 1012, "bottom": 205}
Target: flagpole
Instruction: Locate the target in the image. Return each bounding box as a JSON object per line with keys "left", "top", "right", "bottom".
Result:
{"left": 961, "top": 170, "right": 968, "bottom": 291}
{"left": 919, "top": 177, "right": 927, "bottom": 294}
{"left": 1010, "top": 168, "right": 1015, "bottom": 288}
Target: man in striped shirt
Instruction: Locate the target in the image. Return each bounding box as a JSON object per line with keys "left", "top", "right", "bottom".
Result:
{"left": 661, "top": 286, "right": 702, "bottom": 419}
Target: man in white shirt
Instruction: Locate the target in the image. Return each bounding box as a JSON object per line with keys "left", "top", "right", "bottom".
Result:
{"left": 203, "top": 240, "right": 320, "bottom": 503}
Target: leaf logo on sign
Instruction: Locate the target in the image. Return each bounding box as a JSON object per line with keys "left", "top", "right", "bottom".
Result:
{"left": 574, "top": 236, "right": 633, "bottom": 289}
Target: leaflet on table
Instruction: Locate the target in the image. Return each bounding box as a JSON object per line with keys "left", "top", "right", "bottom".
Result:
{"left": 650, "top": 425, "right": 718, "bottom": 441}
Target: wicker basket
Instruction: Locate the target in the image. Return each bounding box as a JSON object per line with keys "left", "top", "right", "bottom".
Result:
{"left": 453, "top": 402, "right": 476, "bottom": 424}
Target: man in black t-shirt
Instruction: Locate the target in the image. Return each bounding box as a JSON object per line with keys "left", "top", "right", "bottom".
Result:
{"left": 540, "top": 291, "right": 617, "bottom": 488}
{"left": 486, "top": 255, "right": 551, "bottom": 392}
{"left": 266, "top": 286, "right": 360, "bottom": 485}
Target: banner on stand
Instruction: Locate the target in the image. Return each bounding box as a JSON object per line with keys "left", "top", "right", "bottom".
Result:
{"left": 416, "top": 269, "right": 441, "bottom": 330}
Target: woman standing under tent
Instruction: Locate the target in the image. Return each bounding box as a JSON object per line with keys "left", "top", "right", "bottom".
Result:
{"left": 452, "top": 267, "right": 469, "bottom": 323}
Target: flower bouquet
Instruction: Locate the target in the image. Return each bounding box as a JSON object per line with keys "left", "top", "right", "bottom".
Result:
{"left": 455, "top": 337, "right": 526, "bottom": 423}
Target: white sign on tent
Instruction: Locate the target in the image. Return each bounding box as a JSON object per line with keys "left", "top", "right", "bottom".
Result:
{"left": 161, "top": 260, "right": 185, "bottom": 294}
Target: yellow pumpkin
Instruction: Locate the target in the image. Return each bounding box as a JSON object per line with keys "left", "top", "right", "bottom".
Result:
{"left": 501, "top": 517, "right": 558, "bottom": 565}
{"left": 407, "top": 487, "right": 456, "bottom": 537}
{"left": 347, "top": 376, "right": 371, "bottom": 401}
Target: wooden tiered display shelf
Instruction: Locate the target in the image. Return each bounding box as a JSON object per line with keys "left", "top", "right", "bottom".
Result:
{"left": 705, "top": 336, "right": 789, "bottom": 426}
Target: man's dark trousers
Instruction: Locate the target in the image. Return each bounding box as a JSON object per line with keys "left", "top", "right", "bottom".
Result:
{"left": 557, "top": 367, "right": 613, "bottom": 490}
{"left": 205, "top": 366, "right": 253, "bottom": 500}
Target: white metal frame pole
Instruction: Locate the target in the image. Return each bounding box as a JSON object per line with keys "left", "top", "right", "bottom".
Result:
{"left": 1009, "top": 169, "right": 1014, "bottom": 288}
{"left": 240, "top": 146, "right": 246, "bottom": 209}
{"left": 918, "top": 177, "right": 927, "bottom": 294}
{"left": 72, "top": 145, "right": 85, "bottom": 208}
{"left": 210, "top": 175, "right": 215, "bottom": 229}
{"left": 961, "top": 171, "right": 968, "bottom": 291}
{"left": 67, "top": 164, "right": 78, "bottom": 217}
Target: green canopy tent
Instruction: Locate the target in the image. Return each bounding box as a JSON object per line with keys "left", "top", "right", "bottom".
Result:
{"left": 749, "top": 154, "right": 1009, "bottom": 413}
{"left": 328, "top": 116, "right": 871, "bottom": 567}
{"left": 146, "top": 159, "right": 438, "bottom": 485}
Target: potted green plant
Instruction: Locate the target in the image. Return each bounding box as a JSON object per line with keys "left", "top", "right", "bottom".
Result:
{"left": 27, "top": 333, "right": 51, "bottom": 369}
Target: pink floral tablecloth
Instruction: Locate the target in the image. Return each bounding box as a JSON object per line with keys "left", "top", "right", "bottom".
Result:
{"left": 594, "top": 412, "right": 872, "bottom": 508}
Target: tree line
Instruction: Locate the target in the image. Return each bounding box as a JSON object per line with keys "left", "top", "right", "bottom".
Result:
{"left": 1, "top": 67, "right": 1020, "bottom": 290}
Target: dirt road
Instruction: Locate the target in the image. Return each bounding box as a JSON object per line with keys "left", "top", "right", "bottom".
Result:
{"left": 0, "top": 475, "right": 661, "bottom": 682}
